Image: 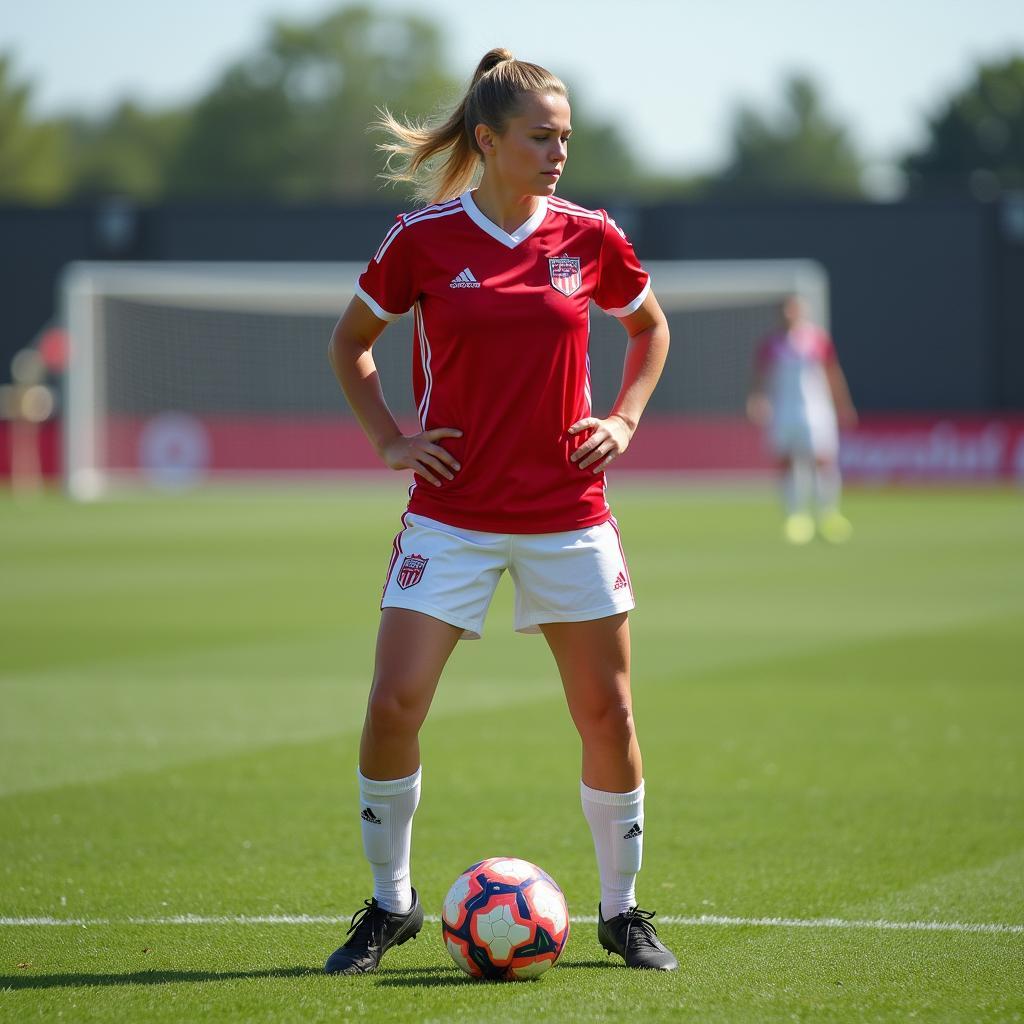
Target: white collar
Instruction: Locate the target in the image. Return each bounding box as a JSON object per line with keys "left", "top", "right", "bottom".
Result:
{"left": 460, "top": 191, "right": 548, "bottom": 248}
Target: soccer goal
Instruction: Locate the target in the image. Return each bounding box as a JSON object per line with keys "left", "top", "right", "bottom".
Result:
{"left": 61, "top": 259, "right": 828, "bottom": 499}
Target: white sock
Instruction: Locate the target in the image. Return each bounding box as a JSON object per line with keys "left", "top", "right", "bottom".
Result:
{"left": 814, "top": 462, "right": 842, "bottom": 514}
{"left": 357, "top": 766, "right": 421, "bottom": 914}
{"left": 581, "top": 779, "right": 644, "bottom": 919}
{"left": 783, "top": 458, "right": 813, "bottom": 517}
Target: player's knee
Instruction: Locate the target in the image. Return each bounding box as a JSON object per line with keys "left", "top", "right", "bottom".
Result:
{"left": 365, "top": 685, "right": 425, "bottom": 739}
{"left": 578, "top": 694, "right": 636, "bottom": 749}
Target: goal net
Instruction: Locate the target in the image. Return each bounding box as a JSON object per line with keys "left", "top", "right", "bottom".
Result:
{"left": 61, "top": 259, "right": 828, "bottom": 499}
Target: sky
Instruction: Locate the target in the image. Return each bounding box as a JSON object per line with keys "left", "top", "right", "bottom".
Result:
{"left": 4, "top": 0, "right": 1024, "bottom": 181}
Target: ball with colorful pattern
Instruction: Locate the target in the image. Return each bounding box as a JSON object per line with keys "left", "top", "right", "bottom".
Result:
{"left": 441, "top": 857, "right": 570, "bottom": 981}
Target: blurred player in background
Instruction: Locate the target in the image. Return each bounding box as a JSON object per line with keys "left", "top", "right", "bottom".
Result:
{"left": 1, "top": 346, "right": 58, "bottom": 497}
{"left": 747, "top": 295, "right": 857, "bottom": 544}
{"left": 324, "top": 48, "right": 676, "bottom": 975}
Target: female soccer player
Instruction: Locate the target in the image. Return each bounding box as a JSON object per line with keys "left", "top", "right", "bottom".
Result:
{"left": 747, "top": 295, "right": 858, "bottom": 544}
{"left": 324, "top": 48, "right": 675, "bottom": 974}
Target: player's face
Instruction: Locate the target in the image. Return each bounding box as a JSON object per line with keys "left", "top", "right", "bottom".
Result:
{"left": 492, "top": 91, "right": 572, "bottom": 197}
{"left": 781, "top": 297, "right": 804, "bottom": 328}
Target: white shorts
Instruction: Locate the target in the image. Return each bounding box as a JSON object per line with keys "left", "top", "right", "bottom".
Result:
{"left": 769, "top": 413, "right": 839, "bottom": 459}
{"left": 381, "top": 514, "right": 635, "bottom": 639}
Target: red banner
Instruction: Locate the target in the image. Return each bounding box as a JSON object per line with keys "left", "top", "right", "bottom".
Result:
{"left": 4, "top": 415, "right": 1024, "bottom": 484}
{"left": 615, "top": 415, "right": 1024, "bottom": 481}
{"left": 836, "top": 416, "right": 1024, "bottom": 482}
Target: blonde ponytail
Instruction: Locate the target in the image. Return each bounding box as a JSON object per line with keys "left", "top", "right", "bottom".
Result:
{"left": 372, "top": 48, "right": 567, "bottom": 206}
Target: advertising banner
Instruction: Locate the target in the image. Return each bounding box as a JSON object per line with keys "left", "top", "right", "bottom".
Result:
{"left": 6, "top": 416, "right": 1024, "bottom": 484}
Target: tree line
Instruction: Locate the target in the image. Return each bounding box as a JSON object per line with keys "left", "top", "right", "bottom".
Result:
{"left": 2, "top": 4, "right": 1023, "bottom": 205}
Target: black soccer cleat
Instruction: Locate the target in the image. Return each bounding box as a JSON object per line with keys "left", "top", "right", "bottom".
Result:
{"left": 324, "top": 889, "right": 424, "bottom": 975}
{"left": 597, "top": 903, "right": 678, "bottom": 971}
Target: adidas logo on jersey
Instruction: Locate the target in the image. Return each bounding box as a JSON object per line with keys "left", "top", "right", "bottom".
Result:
{"left": 613, "top": 571, "right": 629, "bottom": 591}
{"left": 450, "top": 267, "right": 481, "bottom": 289}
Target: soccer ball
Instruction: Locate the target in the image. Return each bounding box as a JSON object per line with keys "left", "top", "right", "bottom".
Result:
{"left": 441, "top": 857, "right": 570, "bottom": 981}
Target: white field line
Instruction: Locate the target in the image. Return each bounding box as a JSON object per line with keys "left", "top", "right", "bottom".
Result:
{"left": 1, "top": 914, "right": 1021, "bottom": 935}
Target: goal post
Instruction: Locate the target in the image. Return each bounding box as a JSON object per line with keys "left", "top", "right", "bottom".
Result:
{"left": 60, "top": 259, "right": 828, "bottom": 499}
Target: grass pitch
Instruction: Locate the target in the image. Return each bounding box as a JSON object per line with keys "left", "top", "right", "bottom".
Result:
{"left": 1, "top": 483, "right": 1022, "bottom": 1023}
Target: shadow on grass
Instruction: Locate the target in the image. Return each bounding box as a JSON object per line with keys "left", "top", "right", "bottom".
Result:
{"left": 374, "top": 960, "right": 621, "bottom": 988}
{"left": 0, "top": 966, "right": 314, "bottom": 990}
{"left": 3, "top": 960, "right": 623, "bottom": 992}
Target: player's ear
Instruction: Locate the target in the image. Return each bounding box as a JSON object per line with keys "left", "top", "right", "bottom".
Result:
{"left": 475, "top": 123, "right": 497, "bottom": 156}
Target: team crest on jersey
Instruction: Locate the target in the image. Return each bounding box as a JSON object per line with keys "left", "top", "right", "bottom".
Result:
{"left": 397, "top": 553, "right": 428, "bottom": 590}
{"left": 548, "top": 255, "right": 582, "bottom": 297}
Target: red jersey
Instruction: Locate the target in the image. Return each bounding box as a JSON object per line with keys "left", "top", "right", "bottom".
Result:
{"left": 755, "top": 324, "right": 835, "bottom": 373}
{"left": 355, "top": 190, "right": 650, "bottom": 533}
{"left": 755, "top": 324, "right": 837, "bottom": 422}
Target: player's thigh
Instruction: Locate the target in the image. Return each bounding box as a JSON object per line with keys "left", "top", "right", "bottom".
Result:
{"left": 809, "top": 418, "right": 840, "bottom": 464}
{"left": 540, "top": 612, "right": 634, "bottom": 727}
{"left": 369, "top": 607, "right": 463, "bottom": 724}
{"left": 770, "top": 418, "right": 812, "bottom": 458}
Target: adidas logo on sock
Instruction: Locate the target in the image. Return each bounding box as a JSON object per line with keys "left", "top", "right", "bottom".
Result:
{"left": 360, "top": 807, "right": 383, "bottom": 825}
{"left": 613, "top": 571, "right": 629, "bottom": 591}
{"left": 450, "top": 267, "right": 481, "bottom": 289}
{"left": 623, "top": 822, "right": 643, "bottom": 839}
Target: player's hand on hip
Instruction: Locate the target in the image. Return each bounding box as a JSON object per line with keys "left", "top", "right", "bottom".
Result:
{"left": 746, "top": 394, "right": 771, "bottom": 427}
{"left": 568, "top": 415, "right": 634, "bottom": 473}
{"left": 381, "top": 427, "right": 462, "bottom": 487}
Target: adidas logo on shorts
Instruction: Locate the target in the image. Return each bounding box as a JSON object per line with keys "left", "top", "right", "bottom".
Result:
{"left": 450, "top": 267, "right": 481, "bottom": 289}
{"left": 613, "top": 571, "right": 629, "bottom": 591}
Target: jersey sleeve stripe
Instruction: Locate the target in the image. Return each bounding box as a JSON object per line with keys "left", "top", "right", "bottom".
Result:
{"left": 599, "top": 277, "right": 651, "bottom": 317}
{"left": 404, "top": 197, "right": 462, "bottom": 224}
{"left": 355, "top": 282, "right": 404, "bottom": 322}
{"left": 548, "top": 196, "right": 600, "bottom": 215}
{"left": 374, "top": 221, "right": 405, "bottom": 263}
{"left": 408, "top": 206, "right": 468, "bottom": 228}
{"left": 372, "top": 201, "right": 464, "bottom": 275}
{"left": 547, "top": 197, "right": 604, "bottom": 222}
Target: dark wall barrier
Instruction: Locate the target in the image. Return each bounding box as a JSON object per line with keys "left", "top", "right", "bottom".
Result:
{"left": 2, "top": 197, "right": 1021, "bottom": 413}
{"left": 635, "top": 201, "right": 1002, "bottom": 412}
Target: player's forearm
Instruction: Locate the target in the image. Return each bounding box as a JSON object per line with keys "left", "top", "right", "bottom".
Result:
{"left": 746, "top": 370, "right": 771, "bottom": 423}
{"left": 827, "top": 363, "right": 857, "bottom": 418}
{"left": 747, "top": 366, "right": 767, "bottom": 402}
{"left": 330, "top": 333, "right": 403, "bottom": 456}
{"left": 609, "top": 322, "right": 670, "bottom": 431}
{"left": 834, "top": 379, "right": 855, "bottom": 415}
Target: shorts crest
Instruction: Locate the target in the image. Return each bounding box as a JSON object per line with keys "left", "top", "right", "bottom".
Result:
{"left": 397, "top": 553, "right": 429, "bottom": 589}
{"left": 548, "top": 255, "right": 582, "bottom": 297}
